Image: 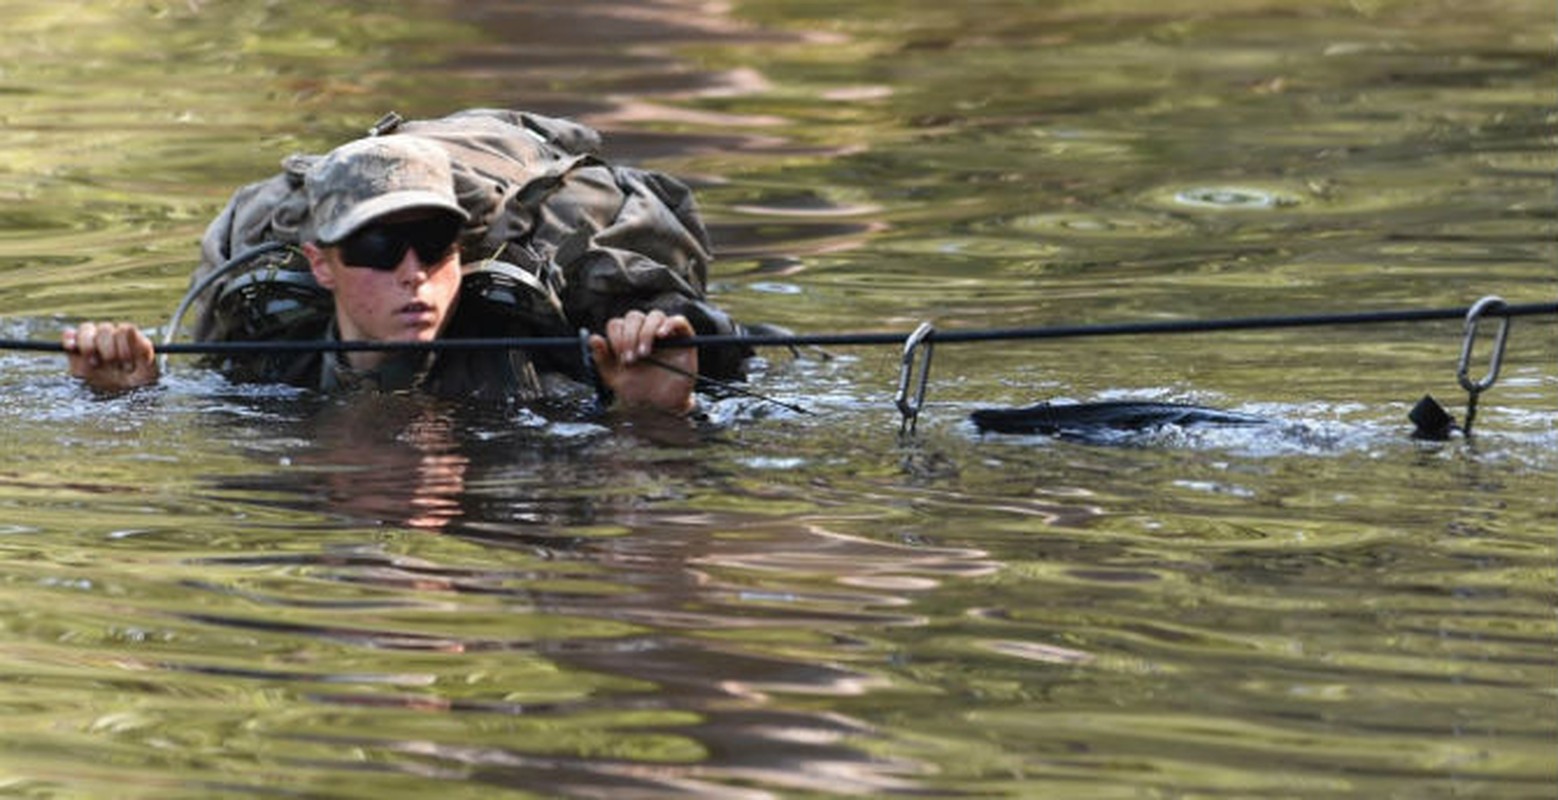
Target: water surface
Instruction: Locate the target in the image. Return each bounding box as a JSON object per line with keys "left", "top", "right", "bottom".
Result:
{"left": 0, "top": 1, "right": 1554, "bottom": 797}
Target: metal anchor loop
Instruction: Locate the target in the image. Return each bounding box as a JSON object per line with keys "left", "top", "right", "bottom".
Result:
{"left": 895, "top": 322, "right": 935, "bottom": 435}
{"left": 1455, "top": 295, "right": 1510, "bottom": 436}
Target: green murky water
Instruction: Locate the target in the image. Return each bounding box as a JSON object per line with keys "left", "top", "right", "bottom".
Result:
{"left": 1, "top": 1, "right": 1554, "bottom": 797}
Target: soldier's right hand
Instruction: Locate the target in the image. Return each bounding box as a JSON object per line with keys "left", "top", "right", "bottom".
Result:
{"left": 62, "top": 322, "right": 161, "bottom": 393}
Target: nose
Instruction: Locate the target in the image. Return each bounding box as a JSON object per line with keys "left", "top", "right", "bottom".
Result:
{"left": 395, "top": 248, "right": 430, "bottom": 284}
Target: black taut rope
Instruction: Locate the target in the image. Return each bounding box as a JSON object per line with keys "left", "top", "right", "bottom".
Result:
{"left": 10, "top": 301, "right": 1555, "bottom": 356}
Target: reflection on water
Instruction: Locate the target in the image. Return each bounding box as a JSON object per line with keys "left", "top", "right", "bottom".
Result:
{"left": 0, "top": 0, "right": 1554, "bottom": 797}
{"left": 144, "top": 392, "right": 991, "bottom": 796}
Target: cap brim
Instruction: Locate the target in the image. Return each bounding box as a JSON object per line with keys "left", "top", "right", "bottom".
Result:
{"left": 315, "top": 191, "right": 470, "bottom": 244}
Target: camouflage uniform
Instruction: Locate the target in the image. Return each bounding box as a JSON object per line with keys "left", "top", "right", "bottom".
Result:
{"left": 188, "top": 108, "right": 750, "bottom": 401}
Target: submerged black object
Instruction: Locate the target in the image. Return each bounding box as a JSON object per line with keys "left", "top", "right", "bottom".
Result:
{"left": 970, "top": 400, "right": 1274, "bottom": 437}
{"left": 1408, "top": 394, "right": 1458, "bottom": 441}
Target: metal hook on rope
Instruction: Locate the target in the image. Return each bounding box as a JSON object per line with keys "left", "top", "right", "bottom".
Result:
{"left": 1455, "top": 295, "right": 1510, "bottom": 437}
{"left": 895, "top": 322, "right": 935, "bottom": 435}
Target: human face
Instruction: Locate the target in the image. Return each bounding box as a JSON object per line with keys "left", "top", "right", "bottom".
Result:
{"left": 305, "top": 213, "right": 463, "bottom": 368}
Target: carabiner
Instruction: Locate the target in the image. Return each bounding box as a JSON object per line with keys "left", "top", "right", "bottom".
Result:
{"left": 1456, "top": 295, "right": 1510, "bottom": 394}
{"left": 895, "top": 322, "right": 935, "bottom": 435}
{"left": 1455, "top": 295, "right": 1510, "bottom": 437}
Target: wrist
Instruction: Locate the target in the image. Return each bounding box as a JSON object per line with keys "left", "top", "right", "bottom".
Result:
{"left": 609, "top": 392, "right": 698, "bottom": 419}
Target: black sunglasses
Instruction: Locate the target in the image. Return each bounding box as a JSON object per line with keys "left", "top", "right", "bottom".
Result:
{"left": 335, "top": 216, "right": 462, "bottom": 271}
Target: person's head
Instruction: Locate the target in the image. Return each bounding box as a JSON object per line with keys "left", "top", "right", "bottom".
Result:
{"left": 301, "top": 136, "right": 470, "bottom": 353}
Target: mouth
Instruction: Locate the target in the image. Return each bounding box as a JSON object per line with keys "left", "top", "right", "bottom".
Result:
{"left": 397, "top": 301, "right": 438, "bottom": 325}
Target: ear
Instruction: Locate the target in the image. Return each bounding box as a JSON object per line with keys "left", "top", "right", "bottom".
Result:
{"left": 302, "top": 242, "right": 337, "bottom": 290}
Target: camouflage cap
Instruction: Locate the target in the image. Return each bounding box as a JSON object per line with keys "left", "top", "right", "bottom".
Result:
{"left": 305, "top": 135, "right": 469, "bottom": 245}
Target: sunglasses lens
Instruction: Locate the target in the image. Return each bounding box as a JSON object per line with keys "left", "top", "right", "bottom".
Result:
{"left": 339, "top": 227, "right": 408, "bottom": 271}
{"left": 410, "top": 217, "right": 461, "bottom": 263}
{"left": 338, "top": 217, "right": 461, "bottom": 271}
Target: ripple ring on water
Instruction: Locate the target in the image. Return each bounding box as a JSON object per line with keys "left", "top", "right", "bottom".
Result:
{"left": 1172, "top": 186, "right": 1298, "bottom": 210}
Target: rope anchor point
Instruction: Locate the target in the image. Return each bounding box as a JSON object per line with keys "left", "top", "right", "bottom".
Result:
{"left": 895, "top": 322, "right": 935, "bottom": 436}
{"left": 1455, "top": 295, "right": 1511, "bottom": 437}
